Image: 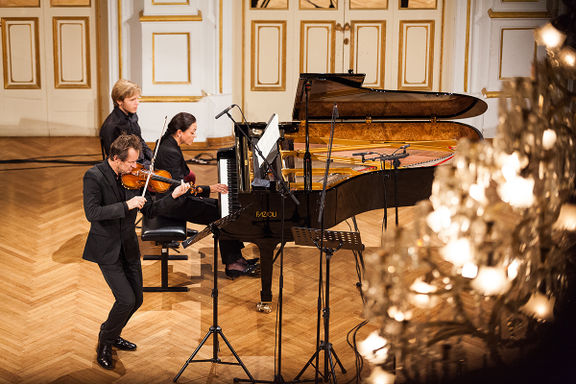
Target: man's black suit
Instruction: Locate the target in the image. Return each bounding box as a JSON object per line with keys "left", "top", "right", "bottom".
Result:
{"left": 82, "top": 160, "right": 175, "bottom": 344}
{"left": 99, "top": 106, "right": 154, "bottom": 165}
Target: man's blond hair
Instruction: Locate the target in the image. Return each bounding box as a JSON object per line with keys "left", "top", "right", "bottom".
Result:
{"left": 111, "top": 79, "right": 141, "bottom": 106}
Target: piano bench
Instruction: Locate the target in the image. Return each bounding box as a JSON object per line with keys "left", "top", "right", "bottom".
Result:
{"left": 141, "top": 215, "right": 189, "bottom": 292}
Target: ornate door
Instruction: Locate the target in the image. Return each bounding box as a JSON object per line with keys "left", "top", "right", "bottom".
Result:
{"left": 0, "top": 0, "right": 97, "bottom": 136}
{"left": 243, "top": 0, "right": 443, "bottom": 121}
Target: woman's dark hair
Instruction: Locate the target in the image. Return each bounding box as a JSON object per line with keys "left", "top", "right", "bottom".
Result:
{"left": 163, "top": 112, "right": 197, "bottom": 140}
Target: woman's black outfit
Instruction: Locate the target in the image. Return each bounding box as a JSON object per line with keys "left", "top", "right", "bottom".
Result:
{"left": 154, "top": 135, "right": 244, "bottom": 266}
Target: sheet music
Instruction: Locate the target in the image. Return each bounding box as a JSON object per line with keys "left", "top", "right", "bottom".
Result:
{"left": 255, "top": 113, "right": 280, "bottom": 169}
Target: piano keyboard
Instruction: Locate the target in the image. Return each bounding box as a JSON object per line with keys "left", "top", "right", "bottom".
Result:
{"left": 217, "top": 148, "right": 240, "bottom": 217}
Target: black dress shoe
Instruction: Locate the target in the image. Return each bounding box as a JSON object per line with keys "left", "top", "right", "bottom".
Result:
{"left": 113, "top": 336, "right": 137, "bottom": 351}
{"left": 244, "top": 257, "right": 259, "bottom": 265}
{"left": 225, "top": 263, "right": 261, "bottom": 279}
{"left": 97, "top": 343, "right": 115, "bottom": 370}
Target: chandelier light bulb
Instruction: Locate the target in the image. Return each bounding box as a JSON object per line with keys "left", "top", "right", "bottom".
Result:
{"left": 559, "top": 46, "right": 576, "bottom": 67}
{"left": 367, "top": 366, "right": 396, "bottom": 384}
{"left": 535, "top": 22, "right": 566, "bottom": 49}
{"left": 507, "top": 259, "right": 520, "bottom": 280}
{"left": 471, "top": 266, "right": 511, "bottom": 295}
{"left": 553, "top": 203, "right": 576, "bottom": 231}
{"left": 442, "top": 238, "right": 474, "bottom": 267}
{"left": 498, "top": 176, "right": 534, "bottom": 208}
{"left": 358, "top": 331, "right": 389, "bottom": 364}
{"left": 461, "top": 262, "right": 479, "bottom": 279}
{"left": 521, "top": 292, "right": 555, "bottom": 322}
{"left": 542, "top": 129, "right": 557, "bottom": 150}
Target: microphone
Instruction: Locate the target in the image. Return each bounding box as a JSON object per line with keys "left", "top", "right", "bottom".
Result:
{"left": 215, "top": 104, "right": 237, "bottom": 120}
{"left": 332, "top": 104, "right": 339, "bottom": 119}
{"left": 352, "top": 151, "right": 376, "bottom": 157}
{"left": 400, "top": 144, "right": 410, "bottom": 150}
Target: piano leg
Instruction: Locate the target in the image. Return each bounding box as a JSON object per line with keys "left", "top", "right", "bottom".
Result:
{"left": 256, "top": 240, "right": 279, "bottom": 313}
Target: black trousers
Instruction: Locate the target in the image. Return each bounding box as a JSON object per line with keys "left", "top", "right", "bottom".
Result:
{"left": 163, "top": 196, "right": 243, "bottom": 265}
{"left": 98, "top": 254, "right": 143, "bottom": 344}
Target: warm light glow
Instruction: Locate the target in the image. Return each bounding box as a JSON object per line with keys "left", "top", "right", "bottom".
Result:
{"left": 554, "top": 203, "right": 576, "bottom": 231}
{"left": 387, "top": 306, "right": 412, "bottom": 322}
{"left": 426, "top": 206, "right": 452, "bottom": 232}
{"left": 471, "top": 266, "right": 511, "bottom": 295}
{"left": 559, "top": 46, "right": 576, "bottom": 67}
{"left": 461, "top": 262, "right": 479, "bottom": 279}
{"left": 367, "top": 366, "right": 396, "bottom": 384}
{"left": 535, "top": 22, "right": 566, "bottom": 49}
{"left": 499, "top": 152, "right": 522, "bottom": 181}
{"left": 410, "top": 278, "right": 439, "bottom": 308}
{"left": 507, "top": 259, "right": 520, "bottom": 280}
{"left": 469, "top": 183, "right": 487, "bottom": 203}
{"left": 542, "top": 129, "right": 557, "bottom": 150}
{"left": 521, "top": 292, "right": 555, "bottom": 321}
{"left": 498, "top": 176, "right": 534, "bottom": 208}
{"left": 410, "top": 278, "right": 437, "bottom": 294}
{"left": 358, "top": 331, "right": 389, "bottom": 364}
{"left": 442, "top": 238, "right": 474, "bottom": 267}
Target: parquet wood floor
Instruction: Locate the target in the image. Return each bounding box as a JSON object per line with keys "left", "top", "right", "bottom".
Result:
{"left": 0, "top": 137, "right": 416, "bottom": 384}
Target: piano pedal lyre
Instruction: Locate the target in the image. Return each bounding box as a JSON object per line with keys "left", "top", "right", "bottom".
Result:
{"left": 257, "top": 301, "right": 273, "bottom": 313}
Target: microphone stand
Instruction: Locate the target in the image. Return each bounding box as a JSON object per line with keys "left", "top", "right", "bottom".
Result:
{"left": 294, "top": 104, "right": 347, "bottom": 384}
{"left": 220, "top": 107, "right": 299, "bottom": 384}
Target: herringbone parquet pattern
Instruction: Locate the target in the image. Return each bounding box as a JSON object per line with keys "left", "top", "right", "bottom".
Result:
{"left": 0, "top": 137, "right": 409, "bottom": 383}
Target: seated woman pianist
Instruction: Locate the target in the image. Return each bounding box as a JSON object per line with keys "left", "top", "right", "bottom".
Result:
{"left": 154, "top": 112, "right": 259, "bottom": 278}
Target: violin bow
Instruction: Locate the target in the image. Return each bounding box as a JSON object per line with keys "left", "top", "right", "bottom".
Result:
{"left": 141, "top": 116, "right": 168, "bottom": 197}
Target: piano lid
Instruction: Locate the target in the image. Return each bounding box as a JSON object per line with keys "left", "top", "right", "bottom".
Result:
{"left": 292, "top": 73, "right": 488, "bottom": 121}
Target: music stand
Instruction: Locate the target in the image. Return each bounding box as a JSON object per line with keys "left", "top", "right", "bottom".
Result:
{"left": 291, "top": 227, "right": 364, "bottom": 384}
{"left": 173, "top": 209, "right": 254, "bottom": 383}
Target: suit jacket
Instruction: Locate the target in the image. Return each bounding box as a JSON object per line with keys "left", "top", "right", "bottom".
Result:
{"left": 82, "top": 160, "right": 175, "bottom": 264}
{"left": 99, "top": 106, "right": 154, "bottom": 164}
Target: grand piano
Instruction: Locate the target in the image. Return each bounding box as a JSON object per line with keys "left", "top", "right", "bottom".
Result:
{"left": 217, "top": 73, "right": 487, "bottom": 311}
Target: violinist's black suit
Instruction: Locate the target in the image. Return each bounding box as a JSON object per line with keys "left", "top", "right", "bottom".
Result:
{"left": 82, "top": 160, "right": 175, "bottom": 344}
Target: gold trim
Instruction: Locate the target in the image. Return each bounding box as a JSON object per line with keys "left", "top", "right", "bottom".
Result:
{"left": 1, "top": 17, "right": 41, "bottom": 89}
{"left": 250, "top": 0, "right": 288, "bottom": 9}
{"left": 299, "top": 0, "right": 338, "bottom": 10}
{"left": 481, "top": 87, "right": 513, "bottom": 98}
{"left": 152, "top": 0, "right": 189, "bottom": 4}
{"left": 300, "top": 21, "right": 336, "bottom": 74}
{"left": 349, "top": 20, "right": 386, "bottom": 89}
{"left": 0, "top": 0, "right": 39, "bottom": 7}
{"left": 398, "top": 20, "right": 434, "bottom": 91}
{"left": 487, "top": 9, "right": 549, "bottom": 19}
{"left": 139, "top": 10, "right": 202, "bottom": 22}
{"left": 219, "top": 0, "right": 223, "bottom": 94}
{"left": 439, "top": 0, "right": 445, "bottom": 91}
{"left": 117, "top": 0, "right": 122, "bottom": 78}
{"left": 498, "top": 27, "right": 537, "bottom": 80}
{"left": 399, "top": 0, "right": 438, "bottom": 10}
{"left": 152, "top": 32, "right": 191, "bottom": 84}
{"left": 251, "top": 20, "right": 286, "bottom": 91}
{"left": 464, "top": 0, "right": 471, "bottom": 92}
{"left": 50, "top": 0, "right": 91, "bottom": 7}
{"left": 53, "top": 17, "right": 91, "bottom": 89}
{"left": 349, "top": 0, "right": 388, "bottom": 10}
{"left": 139, "top": 95, "right": 203, "bottom": 102}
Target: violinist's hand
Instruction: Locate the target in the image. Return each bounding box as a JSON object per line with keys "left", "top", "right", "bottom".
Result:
{"left": 127, "top": 196, "right": 147, "bottom": 210}
{"left": 172, "top": 181, "right": 190, "bottom": 199}
{"left": 210, "top": 183, "right": 229, "bottom": 194}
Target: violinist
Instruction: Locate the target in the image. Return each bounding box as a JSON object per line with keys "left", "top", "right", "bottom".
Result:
{"left": 82, "top": 134, "right": 189, "bottom": 370}
{"left": 100, "top": 79, "right": 153, "bottom": 165}
{"left": 154, "top": 112, "right": 260, "bottom": 278}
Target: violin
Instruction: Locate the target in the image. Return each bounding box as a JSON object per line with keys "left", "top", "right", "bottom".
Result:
{"left": 121, "top": 163, "right": 203, "bottom": 195}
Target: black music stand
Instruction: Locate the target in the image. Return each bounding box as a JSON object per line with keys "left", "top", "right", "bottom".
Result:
{"left": 292, "top": 227, "right": 364, "bottom": 384}
{"left": 173, "top": 211, "right": 255, "bottom": 383}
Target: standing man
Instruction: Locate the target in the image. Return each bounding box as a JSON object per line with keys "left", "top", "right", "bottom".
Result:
{"left": 100, "top": 79, "right": 153, "bottom": 165}
{"left": 83, "top": 134, "right": 189, "bottom": 370}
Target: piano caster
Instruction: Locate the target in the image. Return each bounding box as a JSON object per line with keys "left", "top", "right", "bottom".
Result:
{"left": 257, "top": 301, "right": 272, "bottom": 313}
